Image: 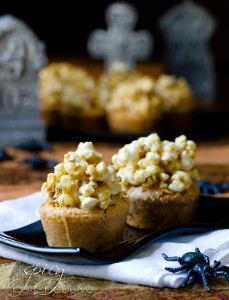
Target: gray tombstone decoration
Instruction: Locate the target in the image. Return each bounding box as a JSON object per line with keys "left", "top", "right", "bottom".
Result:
{"left": 0, "top": 14, "right": 47, "bottom": 147}
{"left": 158, "top": 0, "right": 216, "bottom": 102}
{"left": 87, "top": 2, "right": 153, "bottom": 72}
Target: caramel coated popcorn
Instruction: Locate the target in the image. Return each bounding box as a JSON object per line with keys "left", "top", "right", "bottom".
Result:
{"left": 42, "top": 142, "right": 123, "bottom": 211}
{"left": 107, "top": 75, "right": 162, "bottom": 118}
{"left": 112, "top": 134, "right": 199, "bottom": 193}
{"left": 155, "top": 74, "right": 194, "bottom": 113}
{"left": 39, "top": 62, "right": 98, "bottom": 111}
{"left": 98, "top": 60, "right": 137, "bottom": 109}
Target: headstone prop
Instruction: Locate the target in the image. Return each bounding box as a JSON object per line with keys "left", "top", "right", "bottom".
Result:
{"left": 158, "top": 0, "right": 216, "bottom": 103}
{"left": 0, "top": 15, "right": 47, "bottom": 147}
{"left": 88, "top": 2, "right": 153, "bottom": 72}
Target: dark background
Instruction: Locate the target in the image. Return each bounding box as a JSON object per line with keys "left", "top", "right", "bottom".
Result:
{"left": 0, "top": 0, "right": 229, "bottom": 108}
{"left": 0, "top": 1, "right": 228, "bottom": 62}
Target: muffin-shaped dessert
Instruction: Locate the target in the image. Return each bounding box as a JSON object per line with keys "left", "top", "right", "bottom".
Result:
{"left": 40, "top": 142, "right": 128, "bottom": 252}
{"left": 97, "top": 60, "right": 138, "bottom": 110}
{"left": 39, "top": 62, "right": 105, "bottom": 130}
{"left": 155, "top": 74, "right": 194, "bottom": 113}
{"left": 106, "top": 75, "right": 162, "bottom": 132}
{"left": 112, "top": 134, "right": 200, "bottom": 229}
{"left": 155, "top": 74, "right": 195, "bottom": 133}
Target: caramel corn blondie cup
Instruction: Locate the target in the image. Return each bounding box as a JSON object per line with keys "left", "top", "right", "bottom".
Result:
{"left": 155, "top": 74, "right": 195, "bottom": 133}
{"left": 39, "top": 62, "right": 105, "bottom": 130}
{"left": 40, "top": 142, "right": 128, "bottom": 252}
{"left": 106, "top": 75, "right": 162, "bottom": 132}
{"left": 112, "top": 134, "right": 200, "bottom": 230}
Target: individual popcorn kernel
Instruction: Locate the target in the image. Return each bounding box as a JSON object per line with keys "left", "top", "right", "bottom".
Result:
{"left": 76, "top": 142, "right": 103, "bottom": 164}
{"left": 63, "top": 161, "right": 75, "bottom": 175}
{"left": 47, "top": 173, "right": 56, "bottom": 186}
{"left": 54, "top": 163, "right": 66, "bottom": 179}
{"left": 111, "top": 182, "right": 122, "bottom": 195}
{"left": 175, "top": 135, "right": 187, "bottom": 149}
{"left": 169, "top": 180, "right": 185, "bottom": 192}
{"left": 180, "top": 150, "right": 194, "bottom": 171}
{"left": 170, "top": 171, "right": 192, "bottom": 192}
{"left": 79, "top": 183, "right": 95, "bottom": 197}
{"left": 187, "top": 140, "right": 196, "bottom": 151}
{"left": 160, "top": 172, "right": 169, "bottom": 182}
{"left": 97, "top": 187, "right": 111, "bottom": 209}
{"left": 64, "top": 151, "right": 76, "bottom": 162}
{"left": 80, "top": 196, "right": 99, "bottom": 210}
{"left": 58, "top": 194, "right": 75, "bottom": 207}
{"left": 86, "top": 165, "right": 97, "bottom": 180}
{"left": 96, "top": 161, "right": 109, "bottom": 181}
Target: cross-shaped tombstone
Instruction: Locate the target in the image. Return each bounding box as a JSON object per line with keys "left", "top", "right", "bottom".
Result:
{"left": 88, "top": 2, "right": 153, "bottom": 72}
{"left": 158, "top": 0, "right": 216, "bottom": 103}
{"left": 0, "top": 15, "right": 47, "bottom": 147}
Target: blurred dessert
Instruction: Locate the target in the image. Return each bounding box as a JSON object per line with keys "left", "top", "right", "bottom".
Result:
{"left": 39, "top": 62, "right": 105, "bottom": 130}
{"left": 112, "top": 133, "right": 200, "bottom": 229}
{"left": 40, "top": 142, "right": 128, "bottom": 252}
{"left": 106, "top": 75, "right": 162, "bottom": 132}
{"left": 155, "top": 74, "right": 195, "bottom": 132}
{"left": 97, "top": 60, "right": 137, "bottom": 109}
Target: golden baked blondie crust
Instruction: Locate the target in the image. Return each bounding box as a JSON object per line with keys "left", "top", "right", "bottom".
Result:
{"left": 126, "top": 182, "right": 200, "bottom": 230}
{"left": 40, "top": 198, "right": 128, "bottom": 252}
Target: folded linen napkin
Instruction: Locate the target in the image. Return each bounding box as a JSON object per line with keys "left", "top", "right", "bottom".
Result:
{"left": 0, "top": 192, "right": 229, "bottom": 288}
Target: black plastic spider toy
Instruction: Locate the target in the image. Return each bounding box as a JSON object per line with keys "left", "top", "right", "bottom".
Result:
{"left": 15, "top": 139, "right": 52, "bottom": 152}
{"left": 162, "top": 248, "right": 229, "bottom": 291}
{"left": 19, "top": 155, "right": 57, "bottom": 170}
{"left": 0, "top": 149, "right": 13, "bottom": 162}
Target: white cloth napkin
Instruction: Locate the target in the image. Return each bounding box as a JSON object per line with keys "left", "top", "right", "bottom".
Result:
{"left": 0, "top": 192, "right": 229, "bottom": 288}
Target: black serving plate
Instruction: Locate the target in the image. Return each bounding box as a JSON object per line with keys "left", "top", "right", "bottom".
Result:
{"left": 1, "top": 194, "right": 229, "bottom": 265}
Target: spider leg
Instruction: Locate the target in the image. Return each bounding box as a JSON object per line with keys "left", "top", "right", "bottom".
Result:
{"left": 214, "top": 267, "right": 229, "bottom": 283}
{"left": 203, "top": 254, "right": 210, "bottom": 265}
{"left": 162, "top": 253, "right": 181, "bottom": 262}
{"left": 214, "top": 265, "right": 228, "bottom": 272}
{"left": 165, "top": 265, "right": 187, "bottom": 273}
{"left": 182, "top": 269, "right": 193, "bottom": 287}
{"left": 213, "top": 260, "right": 221, "bottom": 269}
{"left": 201, "top": 273, "right": 211, "bottom": 291}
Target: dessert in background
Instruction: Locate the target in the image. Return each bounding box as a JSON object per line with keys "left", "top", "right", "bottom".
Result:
{"left": 39, "top": 60, "right": 196, "bottom": 134}
{"left": 155, "top": 74, "right": 195, "bottom": 132}
{"left": 106, "top": 75, "right": 162, "bottom": 132}
{"left": 97, "top": 60, "right": 141, "bottom": 109}
{"left": 155, "top": 74, "right": 194, "bottom": 113}
{"left": 112, "top": 133, "right": 200, "bottom": 229}
{"left": 39, "top": 62, "right": 105, "bottom": 130}
{"left": 98, "top": 61, "right": 130, "bottom": 109}
{"left": 40, "top": 142, "right": 128, "bottom": 252}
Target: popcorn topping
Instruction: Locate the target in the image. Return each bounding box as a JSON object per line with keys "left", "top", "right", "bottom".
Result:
{"left": 112, "top": 134, "right": 199, "bottom": 193}
{"left": 97, "top": 60, "right": 136, "bottom": 109}
{"left": 39, "top": 62, "right": 98, "bottom": 111}
{"left": 155, "top": 74, "right": 194, "bottom": 113}
{"left": 42, "top": 142, "right": 123, "bottom": 211}
{"left": 107, "top": 75, "right": 162, "bottom": 118}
